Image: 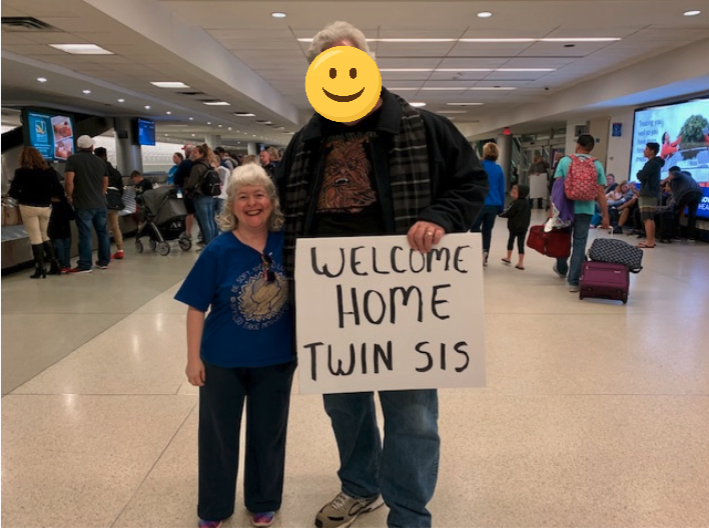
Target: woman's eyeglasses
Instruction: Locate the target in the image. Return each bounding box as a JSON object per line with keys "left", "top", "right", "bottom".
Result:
{"left": 260, "top": 252, "right": 275, "bottom": 282}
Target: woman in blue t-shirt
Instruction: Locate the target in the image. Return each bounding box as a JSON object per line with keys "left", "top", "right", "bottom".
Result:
{"left": 175, "top": 164, "right": 295, "bottom": 528}
{"left": 471, "top": 142, "right": 506, "bottom": 266}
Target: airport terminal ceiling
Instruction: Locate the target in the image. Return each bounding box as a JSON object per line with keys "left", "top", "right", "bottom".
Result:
{"left": 1, "top": 0, "right": 708, "bottom": 143}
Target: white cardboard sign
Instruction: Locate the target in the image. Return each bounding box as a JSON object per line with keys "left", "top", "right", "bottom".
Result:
{"left": 295, "top": 233, "right": 486, "bottom": 394}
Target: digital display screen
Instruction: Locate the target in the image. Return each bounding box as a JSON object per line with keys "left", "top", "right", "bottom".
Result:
{"left": 136, "top": 118, "right": 156, "bottom": 146}
{"left": 631, "top": 98, "right": 709, "bottom": 183}
{"left": 696, "top": 187, "right": 709, "bottom": 220}
{"left": 22, "top": 108, "right": 75, "bottom": 162}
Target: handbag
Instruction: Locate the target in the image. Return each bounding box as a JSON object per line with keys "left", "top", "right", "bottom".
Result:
{"left": 106, "top": 187, "right": 125, "bottom": 210}
{"left": 526, "top": 225, "right": 571, "bottom": 258}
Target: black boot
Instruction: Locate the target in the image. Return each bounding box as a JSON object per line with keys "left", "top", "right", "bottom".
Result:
{"left": 43, "top": 240, "right": 62, "bottom": 275}
{"left": 30, "top": 244, "right": 46, "bottom": 279}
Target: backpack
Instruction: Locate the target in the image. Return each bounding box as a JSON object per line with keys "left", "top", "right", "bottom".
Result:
{"left": 564, "top": 155, "right": 599, "bottom": 201}
{"left": 199, "top": 166, "right": 222, "bottom": 196}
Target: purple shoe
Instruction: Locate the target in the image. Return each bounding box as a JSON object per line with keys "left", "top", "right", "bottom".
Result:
{"left": 250, "top": 511, "right": 275, "bottom": 527}
{"left": 198, "top": 520, "right": 222, "bottom": 528}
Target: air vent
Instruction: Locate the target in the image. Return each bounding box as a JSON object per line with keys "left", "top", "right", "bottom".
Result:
{"left": 177, "top": 91, "right": 206, "bottom": 96}
{"left": 1, "top": 17, "right": 58, "bottom": 32}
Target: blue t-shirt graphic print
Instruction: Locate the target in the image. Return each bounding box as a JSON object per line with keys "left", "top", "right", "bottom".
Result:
{"left": 175, "top": 230, "right": 294, "bottom": 368}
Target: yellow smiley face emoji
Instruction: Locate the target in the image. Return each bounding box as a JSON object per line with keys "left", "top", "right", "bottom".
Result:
{"left": 305, "top": 46, "right": 382, "bottom": 123}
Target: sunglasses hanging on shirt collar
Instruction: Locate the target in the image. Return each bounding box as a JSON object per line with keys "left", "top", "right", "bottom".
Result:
{"left": 260, "top": 252, "right": 275, "bottom": 282}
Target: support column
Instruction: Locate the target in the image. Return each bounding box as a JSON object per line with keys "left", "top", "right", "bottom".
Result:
{"left": 113, "top": 117, "right": 142, "bottom": 175}
{"left": 496, "top": 134, "right": 512, "bottom": 196}
{"left": 247, "top": 142, "right": 258, "bottom": 155}
{"left": 204, "top": 135, "right": 221, "bottom": 148}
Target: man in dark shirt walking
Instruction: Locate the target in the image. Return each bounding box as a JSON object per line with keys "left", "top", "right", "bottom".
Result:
{"left": 64, "top": 135, "right": 111, "bottom": 273}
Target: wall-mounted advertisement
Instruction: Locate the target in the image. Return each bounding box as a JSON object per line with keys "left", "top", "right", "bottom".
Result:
{"left": 630, "top": 98, "right": 709, "bottom": 184}
{"left": 22, "top": 108, "right": 76, "bottom": 162}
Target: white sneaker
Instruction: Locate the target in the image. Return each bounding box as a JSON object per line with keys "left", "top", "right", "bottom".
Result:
{"left": 569, "top": 285, "right": 580, "bottom": 293}
{"left": 483, "top": 250, "right": 489, "bottom": 267}
{"left": 315, "top": 492, "right": 384, "bottom": 528}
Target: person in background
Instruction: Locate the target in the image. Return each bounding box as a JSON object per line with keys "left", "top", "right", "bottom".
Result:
{"left": 131, "top": 170, "right": 154, "bottom": 197}
{"left": 552, "top": 134, "right": 609, "bottom": 292}
{"left": 259, "top": 147, "right": 280, "bottom": 178}
{"left": 471, "top": 142, "right": 506, "bottom": 266}
{"left": 214, "top": 147, "right": 236, "bottom": 171}
{"left": 174, "top": 144, "right": 197, "bottom": 241}
{"left": 95, "top": 147, "right": 125, "bottom": 260}
{"left": 48, "top": 194, "right": 75, "bottom": 272}
{"left": 241, "top": 155, "right": 260, "bottom": 166}
{"left": 175, "top": 164, "right": 295, "bottom": 528}
{"left": 604, "top": 173, "right": 618, "bottom": 193}
{"left": 547, "top": 151, "right": 564, "bottom": 209}
{"left": 275, "top": 21, "right": 488, "bottom": 528}
{"left": 64, "top": 135, "right": 111, "bottom": 273}
{"left": 528, "top": 154, "right": 549, "bottom": 209}
{"left": 663, "top": 167, "right": 704, "bottom": 240}
{"left": 636, "top": 142, "right": 665, "bottom": 249}
{"left": 168, "top": 152, "right": 184, "bottom": 186}
{"left": 499, "top": 184, "right": 531, "bottom": 270}
{"left": 660, "top": 132, "right": 682, "bottom": 160}
{"left": 185, "top": 144, "right": 219, "bottom": 246}
{"left": 9, "top": 146, "right": 65, "bottom": 278}
{"left": 215, "top": 165, "right": 231, "bottom": 217}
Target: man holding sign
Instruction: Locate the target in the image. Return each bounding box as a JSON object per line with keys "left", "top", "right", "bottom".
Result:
{"left": 275, "top": 21, "right": 488, "bottom": 528}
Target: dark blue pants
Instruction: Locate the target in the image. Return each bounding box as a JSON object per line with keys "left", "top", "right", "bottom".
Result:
{"left": 198, "top": 360, "right": 296, "bottom": 521}
{"left": 53, "top": 238, "right": 72, "bottom": 269}
{"left": 75, "top": 207, "right": 110, "bottom": 270}
{"left": 471, "top": 205, "right": 499, "bottom": 253}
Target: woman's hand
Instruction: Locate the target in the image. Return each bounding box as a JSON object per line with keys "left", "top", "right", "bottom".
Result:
{"left": 186, "top": 358, "right": 206, "bottom": 386}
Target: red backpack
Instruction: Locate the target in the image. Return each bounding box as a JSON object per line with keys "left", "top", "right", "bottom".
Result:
{"left": 564, "top": 155, "right": 599, "bottom": 201}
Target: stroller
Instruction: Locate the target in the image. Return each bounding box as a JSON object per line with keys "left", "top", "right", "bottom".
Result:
{"left": 134, "top": 186, "right": 192, "bottom": 256}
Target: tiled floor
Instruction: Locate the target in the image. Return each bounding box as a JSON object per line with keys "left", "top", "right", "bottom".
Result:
{"left": 2, "top": 216, "right": 708, "bottom": 528}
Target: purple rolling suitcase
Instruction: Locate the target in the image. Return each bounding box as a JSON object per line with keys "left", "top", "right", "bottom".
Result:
{"left": 579, "top": 261, "right": 629, "bottom": 304}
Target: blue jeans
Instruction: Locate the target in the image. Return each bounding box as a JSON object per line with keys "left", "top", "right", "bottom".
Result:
{"left": 471, "top": 205, "right": 499, "bottom": 253}
{"left": 323, "top": 390, "right": 440, "bottom": 528}
{"left": 556, "top": 213, "right": 591, "bottom": 286}
{"left": 53, "top": 238, "right": 72, "bottom": 269}
{"left": 193, "top": 195, "right": 218, "bottom": 245}
{"left": 75, "top": 207, "right": 111, "bottom": 270}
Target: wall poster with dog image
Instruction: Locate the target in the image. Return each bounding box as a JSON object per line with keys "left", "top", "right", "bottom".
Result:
{"left": 295, "top": 233, "right": 486, "bottom": 395}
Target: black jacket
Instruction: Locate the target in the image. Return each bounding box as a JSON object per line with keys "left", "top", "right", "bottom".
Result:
{"left": 48, "top": 195, "right": 75, "bottom": 240}
{"left": 106, "top": 162, "right": 124, "bottom": 195}
{"left": 9, "top": 167, "right": 64, "bottom": 207}
{"left": 499, "top": 185, "right": 531, "bottom": 233}
{"left": 275, "top": 87, "right": 489, "bottom": 235}
{"left": 637, "top": 156, "right": 665, "bottom": 198}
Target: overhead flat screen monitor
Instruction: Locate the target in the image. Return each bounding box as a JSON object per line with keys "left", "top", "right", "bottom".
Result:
{"left": 136, "top": 118, "right": 156, "bottom": 146}
{"left": 630, "top": 98, "right": 709, "bottom": 184}
{"left": 21, "top": 107, "right": 75, "bottom": 162}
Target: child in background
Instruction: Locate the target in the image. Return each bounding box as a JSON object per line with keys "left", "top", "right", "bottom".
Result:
{"left": 499, "top": 185, "right": 532, "bottom": 270}
{"left": 48, "top": 194, "right": 75, "bottom": 272}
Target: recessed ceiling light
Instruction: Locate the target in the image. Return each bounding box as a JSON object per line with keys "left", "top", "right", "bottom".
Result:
{"left": 50, "top": 43, "right": 113, "bottom": 55}
{"left": 192, "top": 134, "right": 196, "bottom": 137}
{"left": 144, "top": 105, "right": 151, "bottom": 110}
{"left": 36, "top": 77, "right": 48, "bottom": 83}
{"left": 235, "top": 112, "right": 256, "bottom": 117}
{"left": 150, "top": 81, "right": 190, "bottom": 89}
{"left": 410, "top": 102, "right": 427, "bottom": 107}
{"left": 189, "top": 117, "right": 194, "bottom": 120}
{"left": 117, "top": 98, "right": 125, "bottom": 103}
{"left": 166, "top": 111, "right": 172, "bottom": 115}
{"left": 684, "top": 10, "right": 701, "bottom": 16}
{"left": 218, "top": 124, "right": 222, "bottom": 127}
{"left": 477, "top": 11, "right": 493, "bottom": 18}
{"left": 271, "top": 12, "right": 287, "bottom": 18}
{"left": 165, "top": 134, "right": 169, "bottom": 137}
{"left": 447, "top": 102, "right": 485, "bottom": 106}
{"left": 228, "top": 127, "right": 232, "bottom": 131}
{"left": 203, "top": 101, "right": 231, "bottom": 106}
{"left": 82, "top": 89, "right": 91, "bottom": 94}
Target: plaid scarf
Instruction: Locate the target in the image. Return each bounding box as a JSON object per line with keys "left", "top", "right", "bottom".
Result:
{"left": 281, "top": 93, "right": 430, "bottom": 277}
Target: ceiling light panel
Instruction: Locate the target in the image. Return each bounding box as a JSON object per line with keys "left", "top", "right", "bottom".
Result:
{"left": 50, "top": 44, "right": 113, "bottom": 55}
{"left": 151, "top": 81, "right": 190, "bottom": 88}
{"left": 203, "top": 101, "right": 231, "bottom": 106}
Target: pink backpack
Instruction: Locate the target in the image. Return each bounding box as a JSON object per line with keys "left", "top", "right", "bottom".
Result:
{"left": 564, "top": 155, "right": 599, "bottom": 201}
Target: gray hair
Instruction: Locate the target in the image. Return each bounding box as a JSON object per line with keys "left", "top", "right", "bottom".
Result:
{"left": 306, "top": 21, "right": 372, "bottom": 63}
{"left": 216, "top": 164, "right": 284, "bottom": 232}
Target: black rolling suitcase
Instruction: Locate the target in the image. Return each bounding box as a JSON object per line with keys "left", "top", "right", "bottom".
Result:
{"left": 656, "top": 211, "right": 675, "bottom": 243}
